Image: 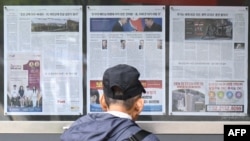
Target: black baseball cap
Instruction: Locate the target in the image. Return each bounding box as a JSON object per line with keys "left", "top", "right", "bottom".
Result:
{"left": 102, "top": 64, "right": 146, "bottom": 100}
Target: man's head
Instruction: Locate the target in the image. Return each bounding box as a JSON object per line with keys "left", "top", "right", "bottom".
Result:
{"left": 100, "top": 64, "right": 145, "bottom": 120}
{"left": 144, "top": 18, "right": 154, "bottom": 28}
{"left": 120, "top": 40, "right": 126, "bottom": 49}
{"left": 140, "top": 40, "right": 144, "bottom": 46}
{"left": 119, "top": 18, "right": 128, "bottom": 25}
{"left": 102, "top": 40, "right": 107, "bottom": 48}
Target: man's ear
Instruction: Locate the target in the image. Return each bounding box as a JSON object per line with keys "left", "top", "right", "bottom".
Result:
{"left": 99, "top": 94, "right": 108, "bottom": 111}
{"left": 135, "top": 98, "right": 144, "bottom": 113}
{"left": 131, "top": 98, "right": 144, "bottom": 120}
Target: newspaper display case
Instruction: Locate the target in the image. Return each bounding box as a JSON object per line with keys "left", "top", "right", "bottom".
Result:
{"left": 0, "top": 0, "right": 250, "bottom": 135}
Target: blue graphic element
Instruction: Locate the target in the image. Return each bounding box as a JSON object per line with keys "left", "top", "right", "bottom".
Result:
{"left": 7, "top": 106, "right": 42, "bottom": 112}
{"left": 226, "top": 91, "right": 233, "bottom": 99}
{"left": 90, "top": 104, "right": 162, "bottom": 112}
{"left": 143, "top": 105, "right": 162, "bottom": 112}
{"left": 90, "top": 104, "right": 103, "bottom": 112}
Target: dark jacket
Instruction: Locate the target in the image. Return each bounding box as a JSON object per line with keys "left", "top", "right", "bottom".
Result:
{"left": 144, "top": 23, "right": 162, "bottom": 32}
{"left": 60, "top": 113, "right": 159, "bottom": 141}
{"left": 112, "top": 22, "right": 124, "bottom": 31}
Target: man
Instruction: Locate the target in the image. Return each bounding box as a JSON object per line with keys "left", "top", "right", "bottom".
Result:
{"left": 139, "top": 40, "right": 144, "bottom": 49}
{"left": 120, "top": 39, "right": 126, "bottom": 49}
{"left": 144, "top": 18, "right": 162, "bottom": 32}
{"left": 31, "top": 86, "right": 38, "bottom": 108}
{"left": 102, "top": 40, "right": 107, "bottom": 49}
{"left": 10, "top": 84, "right": 19, "bottom": 107}
{"left": 61, "top": 64, "right": 159, "bottom": 141}
{"left": 18, "top": 85, "right": 25, "bottom": 107}
{"left": 112, "top": 18, "right": 128, "bottom": 31}
{"left": 25, "top": 86, "right": 32, "bottom": 107}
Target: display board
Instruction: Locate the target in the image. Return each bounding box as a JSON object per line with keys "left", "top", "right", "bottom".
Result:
{"left": 86, "top": 5, "right": 166, "bottom": 115}
{"left": 169, "top": 6, "right": 248, "bottom": 116}
{"left": 3, "top": 6, "right": 83, "bottom": 116}
{"left": 0, "top": 2, "right": 249, "bottom": 134}
{"left": 1, "top": 4, "right": 249, "bottom": 120}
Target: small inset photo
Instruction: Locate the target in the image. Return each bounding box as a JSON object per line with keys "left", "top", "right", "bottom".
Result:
{"left": 102, "top": 40, "right": 107, "bottom": 49}
{"left": 120, "top": 40, "right": 126, "bottom": 49}
{"left": 139, "top": 40, "right": 144, "bottom": 49}
{"left": 234, "top": 42, "right": 245, "bottom": 50}
{"left": 157, "top": 39, "right": 162, "bottom": 49}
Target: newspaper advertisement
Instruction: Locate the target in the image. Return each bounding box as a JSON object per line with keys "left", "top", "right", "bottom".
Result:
{"left": 87, "top": 6, "right": 166, "bottom": 115}
{"left": 4, "top": 6, "right": 83, "bottom": 115}
{"left": 169, "top": 6, "right": 248, "bottom": 116}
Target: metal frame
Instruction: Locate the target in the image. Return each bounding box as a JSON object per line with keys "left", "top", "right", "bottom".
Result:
{"left": 0, "top": 121, "right": 250, "bottom": 134}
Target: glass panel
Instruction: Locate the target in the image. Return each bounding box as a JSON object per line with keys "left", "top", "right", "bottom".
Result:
{"left": 0, "top": 0, "right": 249, "bottom": 122}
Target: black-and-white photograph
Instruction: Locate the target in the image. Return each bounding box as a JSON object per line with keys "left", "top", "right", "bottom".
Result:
{"left": 185, "top": 18, "right": 233, "bottom": 40}
{"left": 31, "top": 18, "right": 79, "bottom": 32}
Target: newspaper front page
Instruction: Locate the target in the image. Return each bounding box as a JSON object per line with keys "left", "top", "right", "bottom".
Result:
{"left": 87, "top": 6, "right": 166, "bottom": 115}
{"left": 169, "top": 6, "right": 248, "bottom": 116}
{"left": 4, "top": 6, "right": 83, "bottom": 115}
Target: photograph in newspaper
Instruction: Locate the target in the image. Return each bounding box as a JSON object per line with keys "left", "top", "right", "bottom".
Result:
{"left": 87, "top": 6, "right": 166, "bottom": 115}
{"left": 185, "top": 18, "right": 232, "bottom": 40}
{"left": 6, "top": 53, "right": 42, "bottom": 113}
{"left": 172, "top": 82, "right": 205, "bottom": 112}
{"left": 169, "top": 6, "right": 248, "bottom": 116}
{"left": 90, "top": 18, "right": 162, "bottom": 32}
{"left": 4, "top": 6, "right": 83, "bottom": 115}
{"left": 31, "top": 18, "right": 79, "bottom": 32}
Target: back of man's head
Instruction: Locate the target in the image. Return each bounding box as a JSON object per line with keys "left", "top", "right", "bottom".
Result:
{"left": 102, "top": 64, "right": 145, "bottom": 100}
{"left": 101, "top": 64, "right": 146, "bottom": 118}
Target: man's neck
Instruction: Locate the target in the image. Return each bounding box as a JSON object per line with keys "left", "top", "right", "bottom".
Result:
{"left": 107, "top": 111, "right": 132, "bottom": 120}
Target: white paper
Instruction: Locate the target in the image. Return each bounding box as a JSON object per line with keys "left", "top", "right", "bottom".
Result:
{"left": 169, "top": 6, "right": 248, "bottom": 116}
{"left": 86, "top": 5, "right": 166, "bottom": 115}
{"left": 4, "top": 6, "right": 83, "bottom": 115}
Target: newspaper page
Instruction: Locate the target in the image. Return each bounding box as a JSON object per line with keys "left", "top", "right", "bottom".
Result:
{"left": 169, "top": 6, "right": 248, "bottom": 116}
{"left": 4, "top": 6, "right": 83, "bottom": 115}
{"left": 87, "top": 6, "right": 166, "bottom": 115}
